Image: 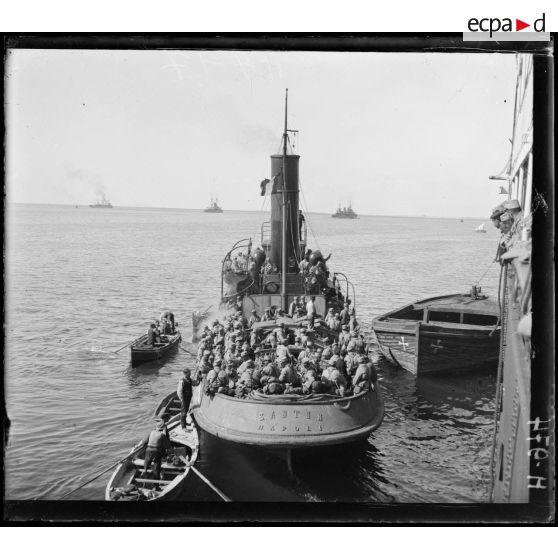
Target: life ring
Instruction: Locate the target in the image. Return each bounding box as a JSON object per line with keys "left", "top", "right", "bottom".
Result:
{"left": 264, "top": 281, "right": 280, "bottom": 294}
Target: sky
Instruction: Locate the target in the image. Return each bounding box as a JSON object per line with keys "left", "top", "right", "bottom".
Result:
{"left": 5, "top": 49, "right": 518, "bottom": 217}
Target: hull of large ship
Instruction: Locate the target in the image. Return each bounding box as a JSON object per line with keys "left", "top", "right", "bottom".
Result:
{"left": 490, "top": 243, "right": 534, "bottom": 503}
{"left": 192, "top": 386, "right": 384, "bottom": 450}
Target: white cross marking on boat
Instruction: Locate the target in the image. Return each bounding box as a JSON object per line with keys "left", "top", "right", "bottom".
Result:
{"left": 431, "top": 339, "right": 444, "bottom": 353}
{"left": 398, "top": 337, "right": 409, "bottom": 350}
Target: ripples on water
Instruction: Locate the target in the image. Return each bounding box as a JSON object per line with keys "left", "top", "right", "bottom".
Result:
{"left": 5, "top": 204, "right": 500, "bottom": 502}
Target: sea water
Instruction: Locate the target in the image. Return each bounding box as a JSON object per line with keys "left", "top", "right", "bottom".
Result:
{"left": 4, "top": 204, "right": 500, "bottom": 502}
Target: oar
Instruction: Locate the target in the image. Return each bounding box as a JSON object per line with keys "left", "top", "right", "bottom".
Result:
{"left": 58, "top": 445, "right": 144, "bottom": 500}
{"left": 180, "top": 346, "right": 197, "bottom": 357}
{"left": 112, "top": 335, "right": 144, "bottom": 353}
{"left": 179, "top": 456, "right": 231, "bottom": 502}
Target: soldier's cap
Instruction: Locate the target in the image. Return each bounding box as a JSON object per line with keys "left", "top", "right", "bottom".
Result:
{"left": 342, "top": 324, "right": 349, "bottom": 330}
{"left": 328, "top": 308, "right": 334, "bottom": 313}
{"left": 246, "top": 361, "right": 255, "bottom": 368}
{"left": 182, "top": 367, "right": 191, "bottom": 375}
{"left": 213, "top": 320, "right": 219, "bottom": 325}
{"left": 329, "top": 356, "right": 338, "bottom": 364}
{"left": 241, "top": 351, "right": 248, "bottom": 357}
{"left": 490, "top": 205, "right": 505, "bottom": 219}
{"left": 302, "top": 357, "right": 311, "bottom": 364}
{"left": 503, "top": 199, "right": 521, "bottom": 211}
{"left": 280, "top": 356, "right": 289, "bottom": 363}
{"left": 500, "top": 211, "right": 513, "bottom": 222}
{"left": 150, "top": 323, "right": 156, "bottom": 328}
{"left": 358, "top": 356, "right": 366, "bottom": 363}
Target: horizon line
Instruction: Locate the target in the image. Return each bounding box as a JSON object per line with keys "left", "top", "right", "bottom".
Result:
{"left": 7, "top": 202, "right": 489, "bottom": 221}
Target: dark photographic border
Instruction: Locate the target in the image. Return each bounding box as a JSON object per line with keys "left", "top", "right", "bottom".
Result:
{"left": 2, "top": 32, "right": 554, "bottom": 525}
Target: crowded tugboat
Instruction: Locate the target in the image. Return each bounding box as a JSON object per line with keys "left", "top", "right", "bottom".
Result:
{"left": 191, "top": 91, "right": 384, "bottom": 460}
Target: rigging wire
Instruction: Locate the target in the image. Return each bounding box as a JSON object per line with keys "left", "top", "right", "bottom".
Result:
{"left": 298, "top": 178, "right": 321, "bottom": 252}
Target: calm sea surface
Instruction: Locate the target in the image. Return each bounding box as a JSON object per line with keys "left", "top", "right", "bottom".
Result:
{"left": 5, "top": 204, "right": 501, "bottom": 502}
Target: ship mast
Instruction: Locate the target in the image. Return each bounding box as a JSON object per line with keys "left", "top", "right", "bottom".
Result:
{"left": 281, "top": 89, "right": 288, "bottom": 312}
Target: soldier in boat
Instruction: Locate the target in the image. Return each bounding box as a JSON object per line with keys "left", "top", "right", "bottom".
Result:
{"left": 262, "top": 306, "right": 274, "bottom": 321}
{"left": 339, "top": 302, "right": 351, "bottom": 326}
{"left": 276, "top": 339, "right": 293, "bottom": 362}
{"left": 146, "top": 323, "right": 158, "bottom": 346}
{"left": 258, "top": 354, "right": 277, "bottom": 387}
{"left": 141, "top": 417, "right": 172, "bottom": 480}
{"left": 288, "top": 297, "right": 298, "bottom": 318}
{"left": 352, "top": 355, "right": 377, "bottom": 394}
{"left": 324, "top": 308, "right": 337, "bottom": 330}
{"left": 279, "top": 356, "right": 303, "bottom": 394}
{"left": 297, "top": 339, "right": 314, "bottom": 362}
{"left": 236, "top": 361, "right": 256, "bottom": 398}
{"left": 299, "top": 249, "right": 312, "bottom": 277}
{"left": 344, "top": 345, "right": 359, "bottom": 378}
{"left": 292, "top": 334, "right": 304, "bottom": 351}
{"left": 248, "top": 309, "right": 260, "bottom": 327}
{"left": 306, "top": 295, "right": 317, "bottom": 331}
{"left": 322, "top": 338, "right": 333, "bottom": 360}
{"left": 339, "top": 324, "right": 351, "bottom": 347}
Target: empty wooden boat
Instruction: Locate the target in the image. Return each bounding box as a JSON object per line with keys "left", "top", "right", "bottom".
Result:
{"left": 372, "top": 292, "right": 500, "bottom": 375}
{"left": 130, "top": 331, "right": 181, "bottom": 367}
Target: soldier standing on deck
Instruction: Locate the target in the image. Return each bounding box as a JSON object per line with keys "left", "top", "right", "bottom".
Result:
{"left": 306, "top": 295, "right": 317, "bottom": 331}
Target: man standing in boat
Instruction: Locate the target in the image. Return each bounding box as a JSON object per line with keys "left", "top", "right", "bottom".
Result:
{"left": 177, "top": 368, "right": 194, "bottom": 430}
{"left": 306, "top": 295, "right": 317, "bottom": 331}
{"left": 141, "top": 418, "right": 172, "bottom": 479}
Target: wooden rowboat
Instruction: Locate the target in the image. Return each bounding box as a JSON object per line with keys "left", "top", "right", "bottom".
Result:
{"left": 130, "top": 330, "right": 181, "bottom": 367}
{"left": 372, "top": 293, "right": 500, "bottom": 375}
{"left": 105, "top": 397, "right": 198, "bottom": 501}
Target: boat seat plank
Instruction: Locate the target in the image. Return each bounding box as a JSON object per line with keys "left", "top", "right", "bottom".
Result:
{"left": 132, "top": 459, "right": 186, "bottom": 471}
{"left": 134, "top": 478, "right": 171, "bottom": 485}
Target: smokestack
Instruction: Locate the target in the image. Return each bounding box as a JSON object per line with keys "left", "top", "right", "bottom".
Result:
{"left": 269, "top": 153, "right": 300, "bottom": 271}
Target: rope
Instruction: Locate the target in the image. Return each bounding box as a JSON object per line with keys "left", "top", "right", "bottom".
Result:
{"left": 488, "top": 262, "right": 508, "bottom": 502}
{"left": 298, "top": 180, "right": 321, "bottom": 251}
{"left": 475, "top": 259, "right": 496, "bottom": 287}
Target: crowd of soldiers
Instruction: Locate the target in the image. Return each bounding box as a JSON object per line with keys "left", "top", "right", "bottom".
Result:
{"left": 193, "top": 302, "right": 376, "bottom": 400}
{"left": 490, "top": 198, "right": 526, "bottom": 261}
